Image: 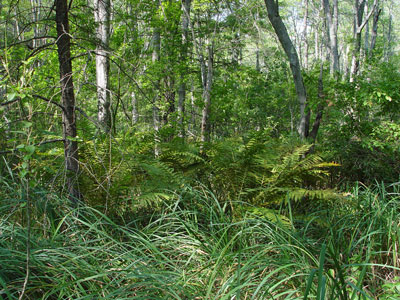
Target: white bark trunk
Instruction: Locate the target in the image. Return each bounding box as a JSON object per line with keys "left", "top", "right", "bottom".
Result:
{"left": 94, "top": 0, "right": 111, "bottom": 131}
{"left": 131, "top": 92, "right": 138, "bottom": 125}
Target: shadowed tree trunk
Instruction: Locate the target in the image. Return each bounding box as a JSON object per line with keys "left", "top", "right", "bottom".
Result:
{"left": 55, "top": 0, "right": 80, "bottom": 203}
{"left": 369, "top": 3, "right": 381, "bottom": 58}
{"left": 309, "top": 65, "right": 325, "bottom": 142}
{"left": 264, "top": 0, "right": 309, "bottom": 138}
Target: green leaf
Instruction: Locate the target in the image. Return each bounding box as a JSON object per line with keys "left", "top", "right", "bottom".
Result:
{"left": 66, "top": 136, "right": 82, "bottom": 142}
{"left": 7, "top": 93, "right": 16, "bottom": 101}
{"left": 20, "top": 169, "right": 28, "bottom": 178}
{"left": 25, "top": 145, "right": 36, "bottom": 155}
{"left": 21, "top": 121, "right": 33, "bottom": 128}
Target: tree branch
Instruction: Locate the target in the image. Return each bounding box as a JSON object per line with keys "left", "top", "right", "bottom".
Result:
{"left": 357, "top": 0, "right": 378, "bottom": 34}
{"left": 0, "top": 139, "right": 65, "bottom": 155}
{"left": 33, "top": 94, "right": 66, "bottom": 113}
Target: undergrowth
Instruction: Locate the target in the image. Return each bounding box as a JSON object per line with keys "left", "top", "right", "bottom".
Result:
{"left": 0, "top": 179, "right": 399, "bottom": 299}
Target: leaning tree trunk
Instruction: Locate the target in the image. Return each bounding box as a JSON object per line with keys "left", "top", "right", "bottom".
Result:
{"left": 94, "top": 0, "right": 111, "bottom": 132}
{"left": 264, "top": 0, "right": 308, "bottom": 138}
{"left": 55, "top": 0, "right": 80, "bottom": 203}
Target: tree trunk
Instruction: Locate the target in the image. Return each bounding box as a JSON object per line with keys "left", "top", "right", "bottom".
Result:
{"left": 152, "top": 1, "right": 161, "bottom": 156}
{"left": 163, "top": 75, "right": 175, "bottom": 126}
{"left": 94, "top": 0, "right": 111, "bottom": 132}
{"left": 309, "top": 65, "right": 325, "bottom": 142}
{"left": 189, "top": 83, "right": 196, "bottom": 135}
{"left": 264, "top": 0, "right": 308, "bottom": 138}
{"left": 200, "top": 43, "right": 213, "bottom": 143}
{"left": 131, "top": 91, "right": 138, "bottom": 125}
{"left": 364, "top": 2, "right": 370, "bottom": 56}
{"left": 384, "top": 1, "right": 393, "bottom": 62}
{"left": 30, "top": 0, "right": 39, "bottom": 48}
{"left": 322, "top": 0, "right": 339, "bottom": 74}
{"left": 314, "top": 29, "right": 319, "bottom": 62}
{"left": 302, "top": 0, "right": 309, "bottom": 70}
{"left": 177, "top": 0, "right": 191, "bottom": 138}
{"left": 369, "top": 6, "right": 381, "bottom": 57}
{"left": 55, "top": 0, "right": 80, "bottom": 203}
{"left": 350, "top": 0, "right": 377, "bottom": 82}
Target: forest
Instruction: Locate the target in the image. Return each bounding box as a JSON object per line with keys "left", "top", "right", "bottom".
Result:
{"left": 0, "top": 0, "right": 400, "bottom": 298}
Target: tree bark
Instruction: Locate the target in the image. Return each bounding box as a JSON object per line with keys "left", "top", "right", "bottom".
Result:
{"left": 309, "top": 65, "right": 325, "bottom": 142}
{"left": 200, "top": 43, "right": 214, "bottom": 143}
{"left": 264, "top": 0, "right": 308, "bottom": 138}
{"left": 131, "top": 91, "right": 138, "bottom": 125}
{"left": 384, "top": 1, "right": 393, "bottom": 62}
{"left": 302, "top": 0, "right": 309, "bottom": 70}
{"left": 152, "top": 1, "right": 161, "bottom": 156}
{"left": 94, "top": 0, "right": 111, "bottom": 132}
{"left": 364, "top": 2, "right": 370, "bottom": 56}
{"left": 322, "top": 0, "right": 339, "bottom": 74}
{"left": 350, "top": 0, "right": 377, "bottom": 82}
{"left": 177, "top": 0, "right": 191, "bottom": 138}
{"left": 369, "top": 4, "right": 381, "bottom": 58}
{"left": 55, "top": 0, "right": 80, "bottom": 203}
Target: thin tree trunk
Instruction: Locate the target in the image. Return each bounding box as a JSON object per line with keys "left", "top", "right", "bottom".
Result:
{"left": 314, "top": 29, "right": 319, "bottom": 62}
{"left": 163, "top": 75, "right": 175, "bottom": 126}
{"left": 30, "top": 0, "right": 39, "bottom": 48}
{"left": 254, "top": 9, "right": 262, "bottom": 72}
{"left": 384, "top": 1, "right": 393, "bottom": 62}
{"left": 350, "top": 0, "right": 377, "bottom": 82}
{"left": 200, "top": 43, "right": 213, "bottom": 143}
{"left": 343, "top": 44, "right": 350, "bottom": 78}
{"left": 94, "top": 0, "right": 111, "bottom": 132}
{"left": 55, "top": 0, "right": 80, "bottom": 203}
{"left": 177, "top": 0, "right": 191, "bottom": 138}
{"left": 264, "top": 0, "right": 308, "bottom": 138}
{"left": 152, "top": 1, "right": 161, "bottom": 156}
{"left": 369, "top": 4, "right": 381, "bottom": 57}
{"left": 302, "top": 0, "right": 309, "bottom": 70}
{"left": 364, "top": 2, "right": 370, "bottom": 56}
{"left": 309, "top": 65, "right": 325, "bottom": 141}
{"left": 131, "top": 91, "right": 138, "bottom": 125}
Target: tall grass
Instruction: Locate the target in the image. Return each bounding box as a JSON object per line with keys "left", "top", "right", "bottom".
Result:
{"left": 0, "top": 181, "right": 399, "bottom": 299}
